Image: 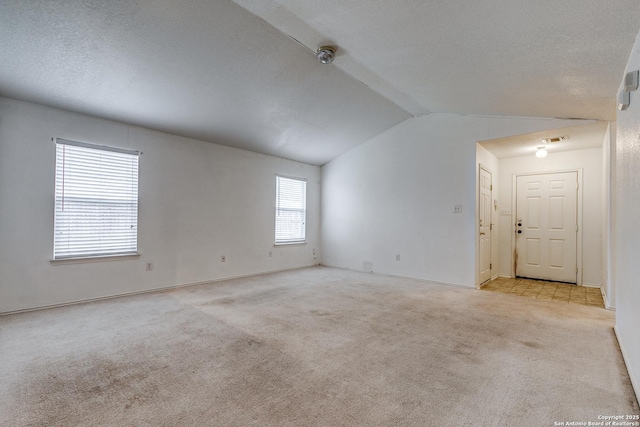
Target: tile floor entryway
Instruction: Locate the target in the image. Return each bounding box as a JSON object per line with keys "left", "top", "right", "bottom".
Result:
{"left": 481, "top": 277, "right": 605, "bottom": 309}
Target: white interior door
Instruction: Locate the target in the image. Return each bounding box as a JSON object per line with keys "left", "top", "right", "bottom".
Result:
{"left": 479, "top": 167, "right": 492, "bottom": 284}
{"left": 515, "top": 172, "right": 577, "bottom": 283}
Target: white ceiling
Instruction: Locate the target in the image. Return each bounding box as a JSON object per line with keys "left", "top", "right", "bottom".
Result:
{"left": 236, "top": 0, "right": 640, "bottom": 121}
{"left": 1, "top": 1, "right": 639, "bottom": 165}
{"left": 479, "top": 121, "right": 608, "bottom": 159}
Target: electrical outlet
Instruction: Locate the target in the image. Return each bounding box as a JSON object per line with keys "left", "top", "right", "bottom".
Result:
{"left": 221, "top": 255, "right": 226, "bottom": 262}
{"left": 453, "top": 205, "right": 462, "bottom": 213}
{"left": 395, "top": 254, "right": 400, "bottom": 261}
{"left": 145, "top": 261, "right": 153, "bottom": 271}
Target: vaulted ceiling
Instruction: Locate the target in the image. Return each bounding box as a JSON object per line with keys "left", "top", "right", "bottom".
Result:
{"left": 1, "top": 1, "right": 639, "bottom": 165}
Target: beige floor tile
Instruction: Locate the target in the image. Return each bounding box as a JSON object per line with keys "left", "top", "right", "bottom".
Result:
{"left": 554, "top": 292, "right": 571, "bottom": 298}
{"left": 481, "top": 277, "right": 606, "bottom": 308}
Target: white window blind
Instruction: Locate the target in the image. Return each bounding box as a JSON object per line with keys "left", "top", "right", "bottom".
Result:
{"left": 54, "top": 139, "right": 139, "bottom": 259}
{"left": 275, "top": 175, "right": 306, "bottom": 244}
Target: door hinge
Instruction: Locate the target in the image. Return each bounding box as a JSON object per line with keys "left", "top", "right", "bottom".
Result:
{"left": 576, "top": 224, "right": 578, "bottom": 232}
{"left": 490, "top": 223, "right": 493, "bottom": 230}
{"left": 490, "top": 184, "right": 493, "bottom": 191}
{"left": 576, "top": 267, "right": 578, "bottom": 274}
{"left": 490, "top": 263, "right": 492, "bottom": 270}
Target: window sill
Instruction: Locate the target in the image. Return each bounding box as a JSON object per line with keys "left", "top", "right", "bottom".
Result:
{"left": 274, "top": 241, "right": 306, "bottom": 247}
{"left": 50, "top": 253, "right": 141, "bottom": 265}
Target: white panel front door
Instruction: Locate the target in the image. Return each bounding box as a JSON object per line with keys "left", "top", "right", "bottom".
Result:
{"left": 479, "top": 167, "right": 492, "bottom": 284}
{"left": 515, "top": 172, "right": 577, "bottom": 283}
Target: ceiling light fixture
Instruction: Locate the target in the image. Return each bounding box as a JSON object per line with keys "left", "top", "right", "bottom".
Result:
{"left": 316, "top": 46, "right": 336, "bottom": 64}
{"left": 536, "top": 147, "right": 548, "bottom": 159}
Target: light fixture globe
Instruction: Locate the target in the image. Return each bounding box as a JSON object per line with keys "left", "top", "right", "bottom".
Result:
{"left": 316, "top": 46, "right": 336, "bottom": 64}
{"left": 536, "top": 147, "right": 548, "bottom": 158}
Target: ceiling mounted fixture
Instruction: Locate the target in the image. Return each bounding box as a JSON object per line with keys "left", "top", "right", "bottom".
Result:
{"left": 316, "top": 46, "right": 336, "bottom": 64}
{"left": 536, "top": 147, "right": 548, "bottom": 159}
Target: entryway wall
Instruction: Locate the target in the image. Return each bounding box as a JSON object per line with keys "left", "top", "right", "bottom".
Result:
{"left": 496, "top": 147, "right": 604, "bottom": 289}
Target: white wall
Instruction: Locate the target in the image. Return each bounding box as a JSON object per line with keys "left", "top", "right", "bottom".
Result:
{"left": 476, "top": 144, "right": 500, "bottom": 284}
{"left": 614, "top": 29, "right": 640, "bottom": 401}
{"left": 602, "top": 123, "right": 615, "bottom": 308}
{"left": 321, "top": 113, "right": 587, "bottom": 287}
{"left": 0, "top": 98, "right": 320, "bottom": 313}
{"left": 496, "top": 148, "right": 604, "bottom": 287}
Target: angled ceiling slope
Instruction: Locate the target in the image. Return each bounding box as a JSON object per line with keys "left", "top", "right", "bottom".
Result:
{"left": 0, "top": 0, "right": 410, "bottom": 165}
{"left": 2, "top": 1, "right": 639, "bottom": 166}
{"left": 234, "top": 0, "right": 640, "bottom": 121}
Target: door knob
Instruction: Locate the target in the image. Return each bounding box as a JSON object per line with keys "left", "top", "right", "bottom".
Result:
{"left": 480, "top": 232, "right": 485, "bottom": 235}
{"left": 518, "top": 222, "right": 522, "bottom": 226}
{"left": 517, "top": 230, "right": 522, "bottom": 234}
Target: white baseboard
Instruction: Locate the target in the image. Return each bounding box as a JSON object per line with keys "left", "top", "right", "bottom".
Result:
{"left": 614, "top": 326, "right": 640, "bottom": 406}
{"left": 601, "top": 286, "right": 615, "bottom": 310}
{"left": 322, "top": 263, "right": 473, "bottom": 289}
{"left": 0, "top": 263, "right": 320, "bottom": 316}
{"left": 582, "top": 283, "right": 602, "bottom": 288}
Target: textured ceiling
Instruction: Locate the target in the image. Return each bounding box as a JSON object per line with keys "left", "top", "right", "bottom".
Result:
{"left": 1, "top": 1, "right": 639, "bottom": 165}
{"left": 479, "top": 121, "right": 608, "bottom": 159}
{"left": 0, "top": 0, "right": 409, "bottom": 165}
{"left": 234, "top": 0, "right": 640, "bottom": 121}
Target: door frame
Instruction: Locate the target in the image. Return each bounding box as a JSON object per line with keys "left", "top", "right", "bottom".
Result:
{"left": 510, "top": 169, "right": 583, "bottom": 284}
{"left": 477, "top": 164, "right": 494, "bottom": 287}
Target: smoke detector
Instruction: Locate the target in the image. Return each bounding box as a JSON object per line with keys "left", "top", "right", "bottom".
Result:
{"left": 316, "top": 46, "right": 336, "bottom": 64}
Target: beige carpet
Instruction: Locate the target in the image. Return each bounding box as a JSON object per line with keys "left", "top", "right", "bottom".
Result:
{"left": 1, "top": 267, "right": 637, "bottom": 426}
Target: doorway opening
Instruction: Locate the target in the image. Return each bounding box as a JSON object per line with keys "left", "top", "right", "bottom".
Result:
{"left": 474, "top": 121, "right": 612, "bottom": 306}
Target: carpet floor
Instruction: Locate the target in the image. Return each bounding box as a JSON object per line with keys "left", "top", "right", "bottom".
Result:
{"left": 1, "top": 267, "right": 637, "bottom": 426}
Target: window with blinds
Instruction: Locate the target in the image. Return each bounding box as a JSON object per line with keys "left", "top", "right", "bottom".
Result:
{"left": 53, "top": 138, "right": 140, "bottom": 259}
{"left": 275, "top": 175, "right": 306, "bottom": 244}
